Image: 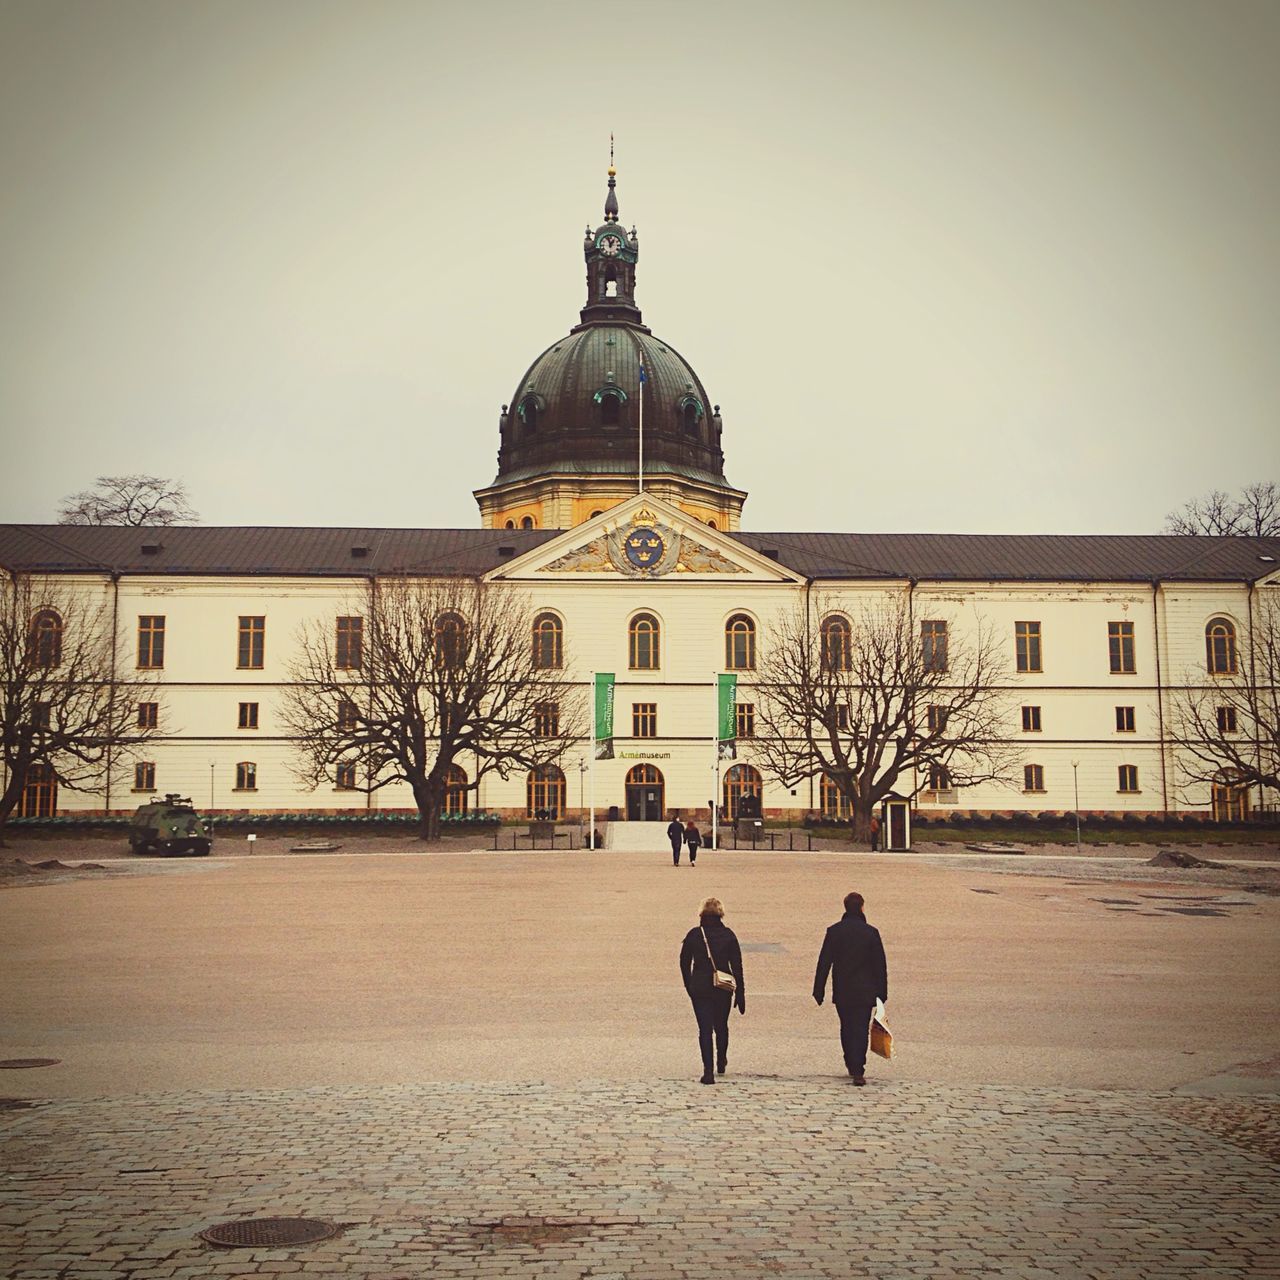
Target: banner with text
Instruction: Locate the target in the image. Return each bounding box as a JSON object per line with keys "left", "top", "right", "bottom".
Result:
{"left": 594, "top": 672, "right": 615, "bottom": 760}
{"left": 717, "top": 673, "right": 737, "bottom": 761}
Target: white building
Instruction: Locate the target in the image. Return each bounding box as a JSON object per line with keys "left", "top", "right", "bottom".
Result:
{"left": 3, "top": 167, "right": 1277, "bottom": 826}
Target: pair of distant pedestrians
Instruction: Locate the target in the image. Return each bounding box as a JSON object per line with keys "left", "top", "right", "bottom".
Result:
{"left": 667, "top": 815, "right": 702, "bottom": 866}
{"left": 678, "top": 892, "right": 888, "bottom": 1086}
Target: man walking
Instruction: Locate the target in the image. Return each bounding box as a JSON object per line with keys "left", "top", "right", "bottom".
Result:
{"left": 813, "top": 891, "right": 888, "bottom": 1086}
{"left": 667, "top": 814, "right": 685, "bottom": 866}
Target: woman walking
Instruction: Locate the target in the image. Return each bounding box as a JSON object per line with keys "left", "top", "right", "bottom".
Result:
{"left": 684, "top": 819, "right": 702, "bottom": 866}
{"left": 679, "top": 897, "right": 746, "bottom": 1084}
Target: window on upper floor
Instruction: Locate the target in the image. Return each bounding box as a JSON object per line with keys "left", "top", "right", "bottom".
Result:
{"left": 532, "top": 613, "right": 563, "bottom": 670}
{"left": 629, "top": 613, "right": 660, "bottom": 670}
{"left": 335, "top": 762, "right": 357, "bottom": 791}
{"left": 921, "top": 620, "right": 948, "bottom": 674}
{"left": 337, "top": 699, "right": 358, "bottom": 732}
{"left": 238, "top": 702, "right": 259, "bottom": 730}
{"left": 926, "top": 705, "right": 949, "bottom": 734}
{"left": 1217, "top": 705, "right": 1238, "bottom": 734}
{"left": 521, "top": 515, "right": 535, "bottom": 529}
{"left": 435, "top": 612, "right": 467, "bottom": 669}
{"left": 632, "top": 702, "right": 657, "bottom": 738}
{"left": 1108, "top": 621, "right": 1135, "bottom": 674}
{"left": 533, "top": 701, "right": 560, "bottom": 737}
{"left": 335, "top": 616, "right": 363, "bottom": 670}
{"left": 928, "top": 764, "right": 952, "bottom": 791}
{"left": 1117, "top": 764, "right": 1139, "bottom": 793}
{"left": 30, "top": 609, "right": 62, "bottom": 668}
{"left": 725, "top": 614, "right": 756, "bottom": 671}
{"left": 735, "top": 702, "right": 755, "bottom": 738}
{"left": 1205, "top": 618, "right": 1237, "bottom": 675}
{"left": 1021, "top": 705, "right": 1042, "bottom": 732}
{"left": 1015, "top": 621, "right": 1042, "bottom": 673}
{"left": 137, "top": 701, "right": 158, "bottom": 730}
{"left": 820, "top": 615, "right": 851, "bottom": 673}
{"left": 137, "top": 616, "right": 165, "bottom": 669}
{"left": 237, "top": 616, "right": 265, "bottom": 669}
{"left": 1115, "top": 705, "right": 1135, "bottom": 733}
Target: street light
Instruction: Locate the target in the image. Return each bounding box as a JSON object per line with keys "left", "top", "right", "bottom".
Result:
{"left": 1071, "top": 760, "right": 1081, "bottom": 852}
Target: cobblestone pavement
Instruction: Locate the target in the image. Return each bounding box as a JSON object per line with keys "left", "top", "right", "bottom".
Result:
{"left": 3, "top": 1077, "right": 1278, "bottom": 1280}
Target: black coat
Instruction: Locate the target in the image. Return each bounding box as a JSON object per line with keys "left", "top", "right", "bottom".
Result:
{"left": 680, "top": 917, "right": 745, "bottom": 1007}
{"left": 684, "top": 826, "right": 702, "bottom": 850}
{"left": 813, "top": 911, "right": 888, "bottom": 1008}
{"left": 667, "top": 820, "right": 684, "bottom": 845}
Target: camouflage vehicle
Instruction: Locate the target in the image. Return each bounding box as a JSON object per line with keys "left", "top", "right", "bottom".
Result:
{"left": 128, "top": 794, "right": 212, "bottom": 856}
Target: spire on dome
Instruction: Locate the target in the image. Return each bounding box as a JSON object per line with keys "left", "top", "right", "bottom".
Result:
{"left": 604, "top": 137, "right": 619, "bottom": 222}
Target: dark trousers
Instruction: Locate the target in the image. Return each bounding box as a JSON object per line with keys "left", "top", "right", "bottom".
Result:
{"left": 691, "top": 992, "right": 731, "bottom": 1074}
{"left": 836, "top": 999, "right": 875, "bottom": 1074}
{"left": 686, "top": 840, "right": 699, "bottom": 863}
{"left": 670, "top": 835, "right": 683, "bottom": 864}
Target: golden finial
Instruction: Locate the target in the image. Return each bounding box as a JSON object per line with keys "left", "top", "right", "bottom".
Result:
{"left": 608, "top": 133, "right": 616, "bottom": 177}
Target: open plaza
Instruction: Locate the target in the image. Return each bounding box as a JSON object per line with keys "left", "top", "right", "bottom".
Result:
{"left": 2, "top": 838, "right": 1278, "bottom": 1279}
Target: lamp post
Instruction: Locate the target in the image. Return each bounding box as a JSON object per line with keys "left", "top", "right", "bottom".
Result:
{"left": 1071, "top": 759, "right": 1081, "bottom": 852}
{"left": 209, "top": 762, "right": 215, "bottom": 814}
{"left": 578, "top": 759, "right": 587, "bottom": 842}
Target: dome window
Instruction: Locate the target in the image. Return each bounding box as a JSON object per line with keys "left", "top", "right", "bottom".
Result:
{"left": 593, "top": 384, "right": 628, "bottom": 428}
{"left": 676, "top": 394, "right": 704, "bottom": 436}
{"left": 517, "top": 393, "right": 545, "bottom": 434}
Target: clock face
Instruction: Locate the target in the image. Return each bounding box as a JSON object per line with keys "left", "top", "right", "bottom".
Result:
{"left": 599, "top": 234, "right": 622, "bottom": 257}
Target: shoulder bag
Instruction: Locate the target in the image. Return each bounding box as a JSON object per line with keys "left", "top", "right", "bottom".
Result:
{"left": 701, "top": 927, "right": 737, "bottom": 993}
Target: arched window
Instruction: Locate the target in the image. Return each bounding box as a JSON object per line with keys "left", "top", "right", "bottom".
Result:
{"left": 682, "top": 402, "right": 699, "bottom": 434}
{"left": 723, "top": 764, "right": 763, "bottom": 821}
{"left": 30, "top": 609, "right": 62, "bottom": 668}
{"left": 629, "top": 613, "right": 660, "bottom": 670}
{"left": 725, "top": 614, "right": 756, "bottom": 670}
{"left": 504, "top": 519, "right": 516, "bottom": 530}
{"left": 435, "top": 612, "right": 467, "bottom": 669}
{"left": 527, "top": 765, "right": 566, "bottom": 819}
{"left": 820, "top": 615, "right": 851, "bottom": 672}
{"left": 600, "top": 392, "right": 621, "bottom": 426}
{"left": 517, "top": 394, "right": 542, "bottom": 433}
{"left": 707, "top": 520, "right": 717, "bottom": 530}
{"left": 590, "top": 510, "right": 604, "bottom": 519}
{"left": 521, "top": 515, "right": 536, "bottom": 529}
{"left": 532, "top": 612, "right": 563, "bottom": 669}
{"left": 445, "top": 764, "right": 469, "bottom": 816}
{"left": 1205, "top": 617, "right": 1237, "bottom": 675}
{"left": 820, "top": 775, "right": 852, "bottom": 821}
{"left": 19, "top": 763, "right": 57, "bottom": 817}
{"left": 234, "top": 761, "right": 257, "bottom": 791}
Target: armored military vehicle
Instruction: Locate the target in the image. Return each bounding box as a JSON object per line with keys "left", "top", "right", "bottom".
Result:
{"left": 128, "top": 794, "right": 212, "bottom": 856}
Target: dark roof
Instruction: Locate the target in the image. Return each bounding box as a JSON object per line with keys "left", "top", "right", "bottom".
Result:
{"left": 0, "top": 525, "right": 558, "bottom": 576}
{"left": 731, "top": 531, "right": 1280, "bottom": 583}
{"left": 1, "top": 524, "right": 1277, "bottom": 583}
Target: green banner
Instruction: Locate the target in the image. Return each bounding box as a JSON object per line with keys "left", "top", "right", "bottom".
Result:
{"left": 594, "top": 672, "right": 615, "bottom": 760}
{"left": 717, "top": 673, "right": 737, "bottom": 750}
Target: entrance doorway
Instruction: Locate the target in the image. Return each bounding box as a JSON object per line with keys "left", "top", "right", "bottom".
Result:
{"left": 20, "top": 764, "right": 57, "bottom": 817}
{"left": 723, "top": 764, "right": 762, "bottom": 820}
{"left": 625, "top": 764, "right": 665, "bottom": 821}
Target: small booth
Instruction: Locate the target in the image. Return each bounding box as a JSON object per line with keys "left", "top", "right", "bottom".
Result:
{"left": 880, "top": 793, "right": 912, "bottom": 851}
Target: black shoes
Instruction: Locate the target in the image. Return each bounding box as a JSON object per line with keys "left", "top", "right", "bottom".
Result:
{"left": 700, "top": 1072, "right": 715, "bottom": 1085}
{"left": 852, "top": 1074, "right": 866, "bottom": 1086}
{"left": 717, "top": 1059, "right": 727, "bottom": 1075}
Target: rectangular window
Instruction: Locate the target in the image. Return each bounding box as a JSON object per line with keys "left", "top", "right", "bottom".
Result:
{"left": 632, "top": 702, "right": 657, "bottom": 738}
{"left": 921, "top": 620, "right": 948, "bottom": 673}
{"left": 735, "top": 702, "right": 755, "bottom": 739}
{"left": 1115, "top": 705, "right": 1135, "bottom": 733}
{"left": 137, "top": 616, "right": 165, "bottom": 669}
{"left": 926, "top": 705, "right": 949, "bottom": 734}
{"left": 1015, "top": 621, "right": 1043, "bottom": 673}
{"left": 1023, "top": 763, "right": 1045, "bottom": 792}
{"left": 134, "top": 761, "right": 156, "bottom": 791}
{"left": 237, "top": 616, "right": 265, "bottom": 669}
{"left": 31, "top": 702, "right": 51, "bottom": 730}
{"left": 238, "top": 702, "right": 259, "bottom": 730}
{"left": 533, "top": 701, "right": 560, "bottom": 737}
{"left": 1108, "top": 621, "right": 1135, "bottom": 674}
{"left": 835, "top": 704, "right": 850, "bottom": 731}
{"left": 1217, "top": 706, "right": 1238, "bottom": 734}
{"left": 1117, "top": 764, "right": 1139, "bottom": 793}
{"left": 335, "top": 616, "right": 363, "bottom": 670}
{"left": 928, "top": 764, "right": 951, "bottom": 791}
{"left": 235, "top": 761, "right": 257, "bottom": 791}
{"left": 137, "top": 701, "right": 158, "bottom": 729}
{"left": 1021, "top": 705, "right": 1042, "bottom": 732}
{"left": 335, "top": 762, "right": 357, "bottom": 790}
{"left": 337, "top": 700, "right": 358, "bottom": 732}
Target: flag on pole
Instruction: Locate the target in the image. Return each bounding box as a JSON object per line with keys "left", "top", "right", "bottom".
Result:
{"left": 594, "top": 672, "right": 616, "bottom": 760}
{"left": 638, "top": 362, "right": 646, "bottom": 383}
{"left": 717, "top": 673, "right": 737, "bottom": 761}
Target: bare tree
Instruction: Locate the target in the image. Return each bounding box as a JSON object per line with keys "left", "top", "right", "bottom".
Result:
{"left": 751, "top": 594, "right": 1015, "bottom": 841}
{"left": 1169, "top": 594, "right": 1280, "bottom": 805}
{"left": 1165, "top": 482, "right": 1279, "bottom": 537}
{"left": 0, "top": 574, "right": 158, "bottom": 846}
{"left": 58, "top": 475, "right": 198, "bottom": 526}
{"left": 282, "top": 577, "right": 586, "bottom": 839}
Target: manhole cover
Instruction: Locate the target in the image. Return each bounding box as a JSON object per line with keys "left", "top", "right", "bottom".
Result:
{"left": 0, "top": 1058, "right": 60, "bottom": 1069}
{"left": 199, "top": 1217, "right": 338, "bottom": 1249}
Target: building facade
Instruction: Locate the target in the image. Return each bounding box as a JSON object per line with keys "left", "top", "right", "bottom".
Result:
{"left": 3, "top": 168, "right": 1277, "bottom": 824}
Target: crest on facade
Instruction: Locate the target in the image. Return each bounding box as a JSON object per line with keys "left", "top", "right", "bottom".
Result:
{"left": 606, "top": 508, "right": 681, "bottom": 578}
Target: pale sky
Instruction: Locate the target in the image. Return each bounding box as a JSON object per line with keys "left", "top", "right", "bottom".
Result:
{"left": 1, "top": 0, "right": 1277, "bottom": 535}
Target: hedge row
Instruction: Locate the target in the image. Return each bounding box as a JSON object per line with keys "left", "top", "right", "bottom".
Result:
{"left": 8, "top": 810, "right": 503, "bottom": 830}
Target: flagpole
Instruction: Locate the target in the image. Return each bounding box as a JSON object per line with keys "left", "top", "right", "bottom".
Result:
{"left": 589, "top": 671, "right": 596, "bottom": 849}
{"left": 638, "top": 361, "right": 645, "bottom": 494}
{"left": 711, "top": 671, "right": 719, "bottom": 852}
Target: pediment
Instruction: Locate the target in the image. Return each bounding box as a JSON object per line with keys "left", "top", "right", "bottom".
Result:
{"left": 486, "top": 495, "right": 802, "bottom": 583}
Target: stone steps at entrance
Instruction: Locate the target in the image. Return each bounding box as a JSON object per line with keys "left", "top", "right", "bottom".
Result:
{"left": 604, "top": 821, "right": 671, "bottom": 852}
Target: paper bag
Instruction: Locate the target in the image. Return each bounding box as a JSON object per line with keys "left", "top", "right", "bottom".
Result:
{"left": 869, "top": 997, "right": 893, "bottom": 1060}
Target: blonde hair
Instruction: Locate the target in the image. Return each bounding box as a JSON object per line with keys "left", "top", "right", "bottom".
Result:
{"left": 699, "top": 897, "right": 725, "bottom": 918}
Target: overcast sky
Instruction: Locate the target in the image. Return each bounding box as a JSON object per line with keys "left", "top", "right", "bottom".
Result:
{"left": 1, "top": 0, "right": 1276, "bottom": 535}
